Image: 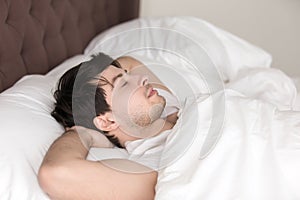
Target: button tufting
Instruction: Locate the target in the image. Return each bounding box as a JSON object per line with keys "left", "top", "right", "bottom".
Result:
{"left": 20, "top": 46, "right": 24, "bottom": 55}
{"left": 0, "top": 0, "right": 139, "bottom": 92}
{"left": 50, "top": 0, "right": 55, "bottom": 8}
{"left": 4, "top": 13, "right": 9, "bottom": 23}
{"left": 28, "top": 4, "right": 33, "bottom": 14}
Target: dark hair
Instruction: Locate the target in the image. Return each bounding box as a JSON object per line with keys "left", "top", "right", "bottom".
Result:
{"left": 51, "top": 53, "right": 123, "bottom": 147}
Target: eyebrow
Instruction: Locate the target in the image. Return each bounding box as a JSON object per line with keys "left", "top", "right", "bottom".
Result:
{"left": 111, "top": 68, "right": 128, "bottom": 86}
{"left": 111, "top": 73, "right": 124, "bottom": 85}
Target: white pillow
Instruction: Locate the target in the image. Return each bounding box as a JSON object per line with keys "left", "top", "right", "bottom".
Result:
{"left": 85, "top": 16, "right": 272, "bottom": 81}
{"left": 0, "top": 55, "right": 89, "bottom": 200}
{"left": 0, "top": 75, "right": 60, "bottom": 200}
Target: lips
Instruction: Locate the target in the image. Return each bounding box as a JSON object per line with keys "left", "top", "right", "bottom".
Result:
{"left": 147, "top": 87, "right": 157, "bottom": 98}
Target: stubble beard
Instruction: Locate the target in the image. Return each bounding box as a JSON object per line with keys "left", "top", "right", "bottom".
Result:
{"left": 130, "top": 97, "right": 166, "bottom": 127}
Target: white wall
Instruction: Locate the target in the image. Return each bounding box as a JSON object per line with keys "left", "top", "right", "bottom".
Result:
{"left": 140, "top": 0, "right": 300, "bottom": 77}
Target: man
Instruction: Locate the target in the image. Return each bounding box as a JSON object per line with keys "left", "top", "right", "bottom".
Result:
{"left": 38, "top": 53, "right": 179, "bottom": 199}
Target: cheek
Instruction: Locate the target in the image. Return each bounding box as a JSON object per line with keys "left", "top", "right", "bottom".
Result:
{"left": 128, "top": 89, "right": 148, "bottom": 110}
{"left": 112, "top": 87, "right": 133, "bottom": 109}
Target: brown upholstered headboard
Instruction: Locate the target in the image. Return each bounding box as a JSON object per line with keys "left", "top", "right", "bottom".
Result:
{"left": 0, "top": 0, "right": 139, "bottom": 92}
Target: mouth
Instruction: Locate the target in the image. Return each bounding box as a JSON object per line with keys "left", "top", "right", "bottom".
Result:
{"left": 147, "top": 86, "right": 157, "bottom": 98}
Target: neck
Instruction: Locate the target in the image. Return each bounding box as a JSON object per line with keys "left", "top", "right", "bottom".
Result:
{"left": 112, "top": 120, "right": 175, "bottom": 147}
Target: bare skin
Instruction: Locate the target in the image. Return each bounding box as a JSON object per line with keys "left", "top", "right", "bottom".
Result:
{"left": 38, "top": 130, "right": 157, "bottom": 200}
{"left": 38, "top": 56, "right": 177, "bottom": 199}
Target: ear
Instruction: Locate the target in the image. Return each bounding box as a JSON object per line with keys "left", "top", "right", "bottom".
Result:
{"left": 93, "top": 113, "right": 119, "bottom": 132}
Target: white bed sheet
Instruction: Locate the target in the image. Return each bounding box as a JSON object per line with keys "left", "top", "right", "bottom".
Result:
{"left": 154, "top": 67, "right": 300, "bottom": 200}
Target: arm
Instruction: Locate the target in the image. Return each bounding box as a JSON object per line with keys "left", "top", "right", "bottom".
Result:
{"left": 38, "top": 130, "right": 157, "bottom": 200}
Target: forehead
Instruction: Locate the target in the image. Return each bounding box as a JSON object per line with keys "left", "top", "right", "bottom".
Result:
{"left": 100, "top": 65, "right": 123, "bottom": 81}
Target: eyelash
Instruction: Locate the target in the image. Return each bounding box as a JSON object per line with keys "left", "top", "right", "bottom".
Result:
{"left": 121, "top": 70, "right": 128, "bottom": 87}
{"left": 121, "top": 81, "right": 127, "bottom": 87}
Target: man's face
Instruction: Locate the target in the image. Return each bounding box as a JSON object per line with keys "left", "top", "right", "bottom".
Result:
{"left": 99, "top": 64, "right": 166, "bottom": 133}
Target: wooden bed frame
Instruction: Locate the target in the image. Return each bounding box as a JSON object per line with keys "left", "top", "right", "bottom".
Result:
{"left": 0, "top": 0, "right": 139, "bottom": 92}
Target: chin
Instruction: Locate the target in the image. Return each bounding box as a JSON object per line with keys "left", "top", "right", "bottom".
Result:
{"left": 149, "top": 102, "right": 165, "bottom": 122}
{"left": 157, "top": 95, "right": 166, "bottom": 107}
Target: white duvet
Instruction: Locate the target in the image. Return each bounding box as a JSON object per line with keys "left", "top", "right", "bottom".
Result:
{"left": 155, "top": 67, "right": 300, "bottom": 200}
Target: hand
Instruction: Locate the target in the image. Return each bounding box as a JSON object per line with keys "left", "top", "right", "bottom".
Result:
{"left": 67, "top": 126, "right": 114, "bottom": 149}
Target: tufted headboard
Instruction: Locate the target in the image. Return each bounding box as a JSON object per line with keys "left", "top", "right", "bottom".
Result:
{"left": 0, "top": 0, "right": 139, "bottom": 92}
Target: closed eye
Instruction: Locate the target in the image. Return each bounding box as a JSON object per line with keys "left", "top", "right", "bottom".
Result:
{"left": 121, "top": 81, "right": 127, "bottom": 87}
{"left": 121, "top": 70, "right": 128, "bottom": 87}
{"left": 112, "top": 69, "right": 128, "bottom": 86}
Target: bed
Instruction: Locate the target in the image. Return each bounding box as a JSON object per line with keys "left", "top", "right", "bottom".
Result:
{"left": 1, "top": 0, "right": 300, "bottom": 200}
{"left": 0, "top": 0, "right": 139, "bottom": 199}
